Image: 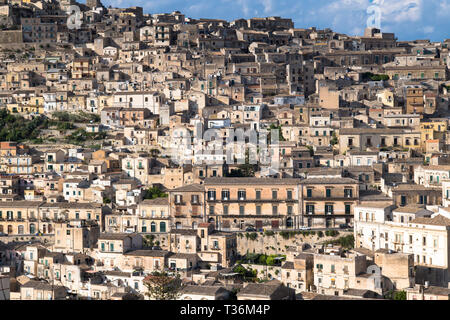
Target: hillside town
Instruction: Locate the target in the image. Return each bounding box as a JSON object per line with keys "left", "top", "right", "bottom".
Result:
{"left": 0, "top": 0, "right": 450, "bottom": 301}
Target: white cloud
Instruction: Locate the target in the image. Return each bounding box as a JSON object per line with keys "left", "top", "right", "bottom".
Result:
{"left": 438, "top": 0, "right": 450, "bottom": 16}
{"left": 423, "top": 26, "right": 434, "bottom": 34}
{"left": 321, "top": 0, "right": 423, "bottom": 34}
{"left": 261, "top": 0, "right": 273, "bottom": 14}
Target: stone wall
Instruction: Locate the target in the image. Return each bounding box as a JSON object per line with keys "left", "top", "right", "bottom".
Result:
{"left": 236, "top": 231, "right": 353, "bottom": 256}
{"left": 0, "top": 30, "right": 22, "bottom": 44}
{"left": 0, "top": 234, "right": 53, "bottom": 244}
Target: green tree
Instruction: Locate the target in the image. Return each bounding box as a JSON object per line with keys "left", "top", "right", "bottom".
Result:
{"left": 266, "top": 256, "right": 275, "bottom": 266}
{"left": 143, "top": 186, "right": 168, "bottom": 200}
{"left": 144, "top": 271, "right": 183, "bottom": 300}
{"left": 269, "top": 124, "right": 285, "bottom": 142}
{"left": 393, "top": 291, "right": 407, "bottom": 300}
{"left": 331, "top": 132, "right": 338, "bottom": 145}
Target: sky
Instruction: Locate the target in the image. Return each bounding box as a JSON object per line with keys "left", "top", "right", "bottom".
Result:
{"left": 102, "top": 0, "right": 449, "bottom": 42}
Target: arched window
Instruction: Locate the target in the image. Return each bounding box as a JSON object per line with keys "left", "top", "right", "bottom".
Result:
{"left": 150, "top": 222, "right": 156, "bottom": 233}
{"left": 286, "top": 217, "right": 293, "bottom": 228}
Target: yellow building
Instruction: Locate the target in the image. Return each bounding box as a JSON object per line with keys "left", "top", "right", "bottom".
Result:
{"left": 420, "top": 121, "right": 447, "bottom": 150}
{"left": 7, "top": 103, "right": 44, "bottom": 114}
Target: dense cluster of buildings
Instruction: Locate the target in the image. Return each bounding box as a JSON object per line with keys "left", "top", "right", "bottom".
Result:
{"left": 0, "top": 0, "right": 449, "bottom": 300}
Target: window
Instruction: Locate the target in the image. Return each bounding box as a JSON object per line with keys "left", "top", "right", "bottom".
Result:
{"left": 239, "top": 206, "right": 245, "bottom": 215}
{"left": 255, "top": 190, "right": 261, "bottom": 200}
{"left": 221, "top": 190, "right": 230, "bottom": 200}
{"left": 306, "top": 205, "right": 314, "bottom": 215}
{"left": 209, "top": 206, "right": 215, "bottom": 215}
{"left": 223, "top": 205, "right": 229, "bottom": 215}
{"left": 272, "top": 190, "right": 278, "bottom": 200}
{"left": 345, "top": 204, "right": 351, "bottom": 215}
{"left": 238, "top": 190, "right": 246, "bottom": 200}
{"left": 256, "top": 205, "right": 261, "bottom": 215}
{"left": 272, "top": 206, "right": 278, "bottom": 215}
{"left": 287, "top": 190, "right": 292, "bottom": 200}
{"left": 400, "top": 195, "right": 406, "bottom": 206}
{"left": 307, "top": 189, "right": 312, "bottom": 198}
{"left": 207, "top": 190, "right": 216, "bottom": 201}
{"left": 325, "top": 204, "right": 334, "bottom": 215}
{"left": 344, "top": 189, "right": 353, "bottom": 198}
{"left": 326, "top": 188, "right": 331, "bottom": 198}
{"left": 287, "top": 206, "right": 293, "bottom": 215}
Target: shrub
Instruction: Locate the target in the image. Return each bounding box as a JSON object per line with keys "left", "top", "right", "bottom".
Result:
{"left": 246, "top": 232, "right": 258, "bottom": 241}
{"left": 393, "top": 291, "right": 406, "bottom": 300}
{"left": 279, "top": 231, "right": 290, "bottom": 240}
{"left": 266, "top": 256, "right": 275, "bottom": 266}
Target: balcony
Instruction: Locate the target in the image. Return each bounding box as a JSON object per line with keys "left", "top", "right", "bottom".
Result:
{"left": 209, "top": 198, "right": 293, "bottom": 203}
{"left": 305, "top": 196, "right": 356, "bottom": 201}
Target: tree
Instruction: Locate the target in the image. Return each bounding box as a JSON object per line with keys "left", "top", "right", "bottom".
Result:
{"left": 393, "top": 290, "right": 407, "bottom": 300}
{"left": 269, "top": 124, "right": 285, "bottom": 142}
{"left": 331, "top": 132, "right": 338, "bottom": 146}
{"left": 143, "top": 186, "right": 168, "bottom": 200}
{"left": 144, "top": 271, "right": 183, "bottom": 300}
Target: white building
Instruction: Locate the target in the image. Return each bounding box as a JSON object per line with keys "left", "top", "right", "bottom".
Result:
{"left": 354, "top": 203, "right": 450, "bottom": 286}
{"left": 112, "top": 91, "right": 163, "bottom": 115}
{"left": 414, "top": 165, "right": 450, "bottom": 187}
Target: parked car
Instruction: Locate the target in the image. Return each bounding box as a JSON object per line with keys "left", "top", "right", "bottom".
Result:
{"left": 245, "top": 227, "right": 257, "bottom": 232}
{"left": 299, "top": 226, "right": 311, "bottom": 231}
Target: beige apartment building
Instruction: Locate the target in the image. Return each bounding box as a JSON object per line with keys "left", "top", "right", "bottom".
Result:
{"left": 119, "top": 249, "right": 170, "bottom": 273}
{"left": 52, "top": 220, "right": 100, "bottom": 254}
{"left": 137, "top": 198, "right": 170, "bottom": 233}
{"left": 280, "top": 252, "right": 314, "bottom": 293}
{"left": 169, "top": 184, "right": 206, "bottom": 229}
{"left": 204, "top": 177, "right": 301, "bottom": 231}
{"left": 168, "top": 223, "right": 237, "bottom": 268}
{"left": 338, "top": 128, "right": 421, "bottom": 154}
{"left": 19, "top": 280, "right": 67, "bottom": 300}
{"left": 301, "top": 177, "right": 359, "bottom": 228}
{"left": 313, "top": 249, "right": 368, "bottom": 296}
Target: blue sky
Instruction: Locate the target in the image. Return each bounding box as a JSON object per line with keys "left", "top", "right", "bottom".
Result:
{"left": 102, "top": 0, "right": 449, "bottom": 41}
